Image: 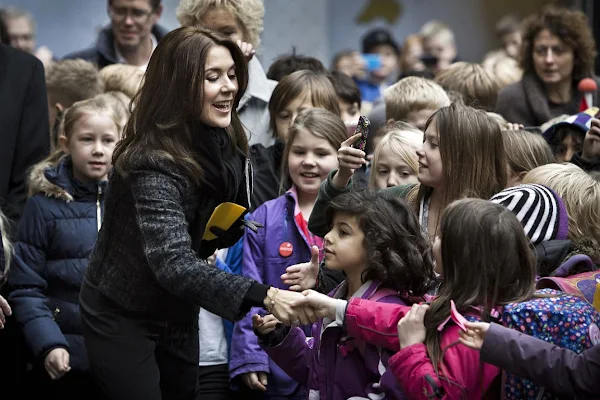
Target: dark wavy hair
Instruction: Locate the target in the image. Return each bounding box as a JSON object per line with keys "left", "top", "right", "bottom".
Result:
{"left": 325, "top": 190, "right": 435, "bottom": 296}
{"left": 520, "top": 6, "right": 597, "bottom": 81}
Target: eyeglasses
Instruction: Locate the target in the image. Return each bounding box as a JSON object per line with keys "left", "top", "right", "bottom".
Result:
{"left": 109, "top": 6, "right": 154, "bottom": 23}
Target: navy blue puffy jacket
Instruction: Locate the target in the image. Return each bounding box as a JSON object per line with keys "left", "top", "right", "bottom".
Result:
{"left": 8, "top": 157, "right": 106, "bottom": 371}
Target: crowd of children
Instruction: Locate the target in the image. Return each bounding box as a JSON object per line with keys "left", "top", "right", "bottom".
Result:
{"left": 0, "top": 1, "right": 600, "bottom": 399}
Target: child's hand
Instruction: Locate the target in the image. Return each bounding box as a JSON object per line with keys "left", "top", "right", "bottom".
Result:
{"left": 44, "top": 348, "right": 71, "bottom": 380}
{"left": 582, "top": 118, "right": 600, "bottom": 161}
{"left": 458, "top": 321, "right": 490, "bottom": 351}
{"left": 207, "top": 250, "right": 218, "bottom": 267}
{"left": 504, "top": 122, "right": 524, "bottom": 131}
{"left": 236, "top": 40, "right": 256, "bottom": 61}
{"left": 295, "top": 290, "right": 341, "bottom": 320}
{"left": 333, "top": 134, "right": 367, "bottom": 188}
{"left": 281, "top": 245, "right": 320, "bottom": 291}
{"left": 398, "top": 304, "right": 429, "bottom": 349}
{"left": 241, "top": 372, "right": 268, "bottom": 391}
{"left": 0, "top": 295, "right": 12, "bottom": 329}
{"left": 252, "top": 314, "right": 280, "bottom": 335}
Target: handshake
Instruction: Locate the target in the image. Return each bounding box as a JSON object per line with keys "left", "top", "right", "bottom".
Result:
{"left": 259, "top": 288, "right": 344, "bottom": 332}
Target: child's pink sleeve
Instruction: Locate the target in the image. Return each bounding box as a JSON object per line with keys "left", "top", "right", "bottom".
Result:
{"left": 345, "top": 298, "right": 410, "bottom": 351}
{"left": 388, "top": 326, "right": 500, "bottom": 399}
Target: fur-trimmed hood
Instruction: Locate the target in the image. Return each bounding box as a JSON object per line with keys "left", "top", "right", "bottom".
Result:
{"left": 28, "top": 157, "right": 105, "bottom": 202}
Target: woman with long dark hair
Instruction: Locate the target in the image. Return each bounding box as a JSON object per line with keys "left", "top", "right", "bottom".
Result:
{"left": 79, "top": 26, "right": 311, "bottom": 400}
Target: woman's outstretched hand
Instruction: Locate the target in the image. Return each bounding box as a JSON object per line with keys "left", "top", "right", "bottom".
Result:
{"left": 458, "top": 321, "right": 491, "bottom": 351}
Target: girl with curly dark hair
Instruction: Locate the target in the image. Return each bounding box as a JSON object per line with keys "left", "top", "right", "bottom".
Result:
{"left": 252, "top": 189, "right": 436, "bottom": 399}
{"left": 496, "top": 6, "right": 599, "bottom": 126}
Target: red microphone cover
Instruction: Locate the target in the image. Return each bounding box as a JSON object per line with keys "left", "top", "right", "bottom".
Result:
{"left": 578, "top": 78, "right": 597, "bottom": 92}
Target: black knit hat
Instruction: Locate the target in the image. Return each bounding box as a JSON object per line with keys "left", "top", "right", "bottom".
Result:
{"left": 361, "top": 28, "right": 400, "bottom": 55}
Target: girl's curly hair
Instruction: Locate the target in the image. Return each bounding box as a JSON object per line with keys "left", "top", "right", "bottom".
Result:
{"left": 325, "top": 190, "right": 435, "bottom": 296}
{"left": 520, "top": 6, "right": 597, "bottom": 81}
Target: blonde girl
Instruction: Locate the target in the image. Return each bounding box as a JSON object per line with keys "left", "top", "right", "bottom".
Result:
{"left": 369, "top": 121, "right": 423, "bottom": 189}
{"left": 7, "top": 95, "right": 122, "bottom": 399}
{"left": 503, "top": 129, "right": 555, "bottom": 187}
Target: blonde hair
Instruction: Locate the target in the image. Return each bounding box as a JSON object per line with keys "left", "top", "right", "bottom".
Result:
{"left": 523, "top": 163, "right": 600, "bottom": 261}
{"left": 503, "top": 130, "right": 555, "bottom": 176}
{"left": 0, "top": 209, "right": 12, "bottom": 283}
{"left": 369, "top": 123, "right": 422, "bottom": 188}
{"left": 99, "top": 64, "right": 144, "bottom": 99}
{"left": 482, "top": 51, "right": 523, "bottom": 90}
{"left": 385, "top": 77, "right": 450, "bottom": 121}
{"left": 420, "top": 20, "right": 455, "bottom": 44}
{"left": 98, "top": 91, "right": 132, "bottom": 132}
{"left": 487, "top": 111, "right": 509, "bottom": 130}
{"left": 38, "top": 95, "right": 123, "bottom": 170}
{"left": 434, "top": 62, "right": 500, "bottom": 111}
{"left": 176, "top": 0, "right": 265, "bottom": 48}
{"left": 280, "top": 108, "right": 347, "bottom": 193}
{"left": 45, "top": 59, "right": 105, "bottom": 107}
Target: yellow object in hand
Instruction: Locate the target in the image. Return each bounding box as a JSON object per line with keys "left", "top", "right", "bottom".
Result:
{"left": 202, "top": 202, "right": 247, "bottom": 241}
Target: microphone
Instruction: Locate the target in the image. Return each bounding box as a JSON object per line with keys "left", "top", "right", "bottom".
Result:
{"left": 577, "top": 78, "right": 597, "bottom": 111}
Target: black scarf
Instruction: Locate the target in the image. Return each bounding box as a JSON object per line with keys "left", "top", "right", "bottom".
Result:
{"left": 190, "top": 123, "right": 246, "bottom": 257}
{"left": 193, "top": 123, "right": 244, "bottom": 204}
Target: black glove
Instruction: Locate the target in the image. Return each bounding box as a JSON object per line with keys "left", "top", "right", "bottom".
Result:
{"left": 200, "top": 218, "right": 264, "bottom": 257}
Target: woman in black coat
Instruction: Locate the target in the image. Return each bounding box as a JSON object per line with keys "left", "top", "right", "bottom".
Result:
{"left": 79, "top": 26, "right": 313, "bottom": 400}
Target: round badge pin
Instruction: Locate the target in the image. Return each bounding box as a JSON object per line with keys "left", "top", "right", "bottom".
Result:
{"left": 279, "top": 242, "right": 293, "bottom": 257}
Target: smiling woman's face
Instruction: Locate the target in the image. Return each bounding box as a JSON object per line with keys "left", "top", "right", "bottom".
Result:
{"left": 199, "top": 45, "right": 238, "bottom": 128}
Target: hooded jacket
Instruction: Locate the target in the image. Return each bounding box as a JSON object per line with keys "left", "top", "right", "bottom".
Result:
{"left": 229, "top": 190, "right": 315, "bottom": 397}
{"left": 8, "top": 157, "right": 106, "bottom": 371}
{"left": 261, "top": 281, "right": 407, "bottom": 400}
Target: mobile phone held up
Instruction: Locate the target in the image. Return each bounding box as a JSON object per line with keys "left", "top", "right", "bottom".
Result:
{"left": 351, "top": 116, "right": 370, "bottom": 151}
{"left": 362, "top": 54, "right": 382, "bottom": 72}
